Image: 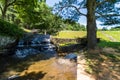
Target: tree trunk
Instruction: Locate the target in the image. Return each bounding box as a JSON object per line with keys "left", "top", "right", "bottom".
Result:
{"left": 86, "top": 0, "right": 97, "bottom": 49}
{"left": 1, "top": 0, "right": 8, "bottom": 20}
{"left": 2, "top": 10, "right": 7, "bottom": 20}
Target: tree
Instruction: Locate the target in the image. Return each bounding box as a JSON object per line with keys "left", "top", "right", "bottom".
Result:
{"left": 33, "top": 5, "right": 64, "bottom": 34}
{"left": 14, "top": 1, "right": 63, "bottom": 34}
{"left": 13, "top": 0, "right": 40, "bottom": 28}
{"left": 62, "top": 19, "right": 86, "bottom": 31}
{"left": 102, "top": 27, "right": 108, "bottom": 31}
{"left": 53, "top": 0, "right": 120, "bottom": 49}
{"left": 0, "top": 0, "right": 17, "bottom": 20}
{"left": 0, "top": 0, "right": 38, "bottom": 20}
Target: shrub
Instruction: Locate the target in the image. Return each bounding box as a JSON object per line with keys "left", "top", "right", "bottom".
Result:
{"left": 0, "top": 19, "right": 24, "bottom": 37}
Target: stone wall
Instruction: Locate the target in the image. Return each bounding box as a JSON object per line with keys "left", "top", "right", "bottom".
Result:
{"left": 51, "top": 38, "right": 87, "bottom": 44}
{"left": 51, "top": 38, "right": 100, "bottom": 44}
{"left": 51, "top": 38, "right": 77, "bottom": 44}
{"left": 0, "top": 35, "right": 15, "bottom": 48}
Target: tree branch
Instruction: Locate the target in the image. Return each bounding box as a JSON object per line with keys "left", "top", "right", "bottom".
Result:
{"left": 7, "top": 0, "right": 17, "bottom": 7}
{"left": 0, "top": 5, "right": 3, "bottom": 13}
{"left": 96, "top": 11, "right": 120, "bottom": 19}
{"left": 58, "top": 5, "right": 86, "bottom": 16}
{"left": 69, "top": 5, "right": 86, "bottom": 16}
{"left": 96, "top": 0, "right": 110, "bottom": 6}
{"left": 78, "top": 0, "right": 86, "bottom": 10}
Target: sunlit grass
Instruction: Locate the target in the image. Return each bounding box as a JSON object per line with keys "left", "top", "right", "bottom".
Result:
{"left": 54, "top": 31, "right": 120, "bottom": 48}
{"left": 97, "top": 31, "right": 111, "bottom": 41}
{"left": 54, "top": 31, "right": 111, "bottom": 41}
{"left": 54, "top": 31, "right": 86, "bottom": 38}
{"left": 104, "top": 31, "right": 120, "bottom": 42}
{"left": 54, "top": 31, "right": 120, "bottom": 41}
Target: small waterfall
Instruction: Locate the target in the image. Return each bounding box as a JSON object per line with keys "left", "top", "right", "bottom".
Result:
{"left": 14, "top": 34, "right": 56, "bottom": 58}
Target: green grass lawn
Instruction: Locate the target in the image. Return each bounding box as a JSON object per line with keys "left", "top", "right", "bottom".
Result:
{"left": 54, "top": 30, "right": 120, "bottom": 48}
{"left": 54, "top": 30, "right": 120, "bottom": 41}
{"left": 97, "top": 31, "right": 111, "bottom": 41}
{"left": 104, "top": 31, "right": 120, "bottom": 42}
{"left": 55, "top": 31, "right": 86, "bottom": 38}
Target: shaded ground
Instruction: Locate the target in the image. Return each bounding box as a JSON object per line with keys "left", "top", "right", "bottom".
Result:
{"left": 84, "top": 47, "right": 120, "bottom": 80}
{"left": 77, "top": 54, "right": 95, "bottom": 80}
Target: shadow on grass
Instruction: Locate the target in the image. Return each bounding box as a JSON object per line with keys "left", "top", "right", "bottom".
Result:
{"left": 98, "top": 40, "right": 120, "bottom": 49}
{"left": 84, "top": 40, "right": 120, "bottom": 80}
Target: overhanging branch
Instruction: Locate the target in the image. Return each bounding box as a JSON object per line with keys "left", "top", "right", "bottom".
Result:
{"left": 96, "top": 0, "right": 110, "bottom": 6}
{"left": 58, "top": 5, "right": 86, "bottom": 17}
{"left": 68, "top": 5, "right": 86, "bottom": 16}
{"left": 96, "top": 11, "right": 120, "bottom": 19}
{"left": 0, "top": 5, "right": 3, "bottom": 13}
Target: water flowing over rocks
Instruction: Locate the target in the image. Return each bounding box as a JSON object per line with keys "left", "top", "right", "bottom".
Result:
{"left": 14, "top": 33, "right": 56, "bottom": 58}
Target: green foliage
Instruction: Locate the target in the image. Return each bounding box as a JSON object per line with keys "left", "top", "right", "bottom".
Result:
{"left": 0, "top": 19, "right": 24, "bottom": 37}
{"left": 54, "top": 0, "right": 120, "bottom": 25}
{"left": 63, "top": 19, "right": 86, "bottom": 31}
{"left": 110, "top": 26, "right": 120, "bottom": 31}
{"left": 0, "top": 0, "right": 18, "bottom": 20}
{"left": 14, "top": 1, "right": 86, "bottom": 34}
{"left": 14, "top": 1, "right": 63, "bottom": 34}
{"left": 14, "top": 0, "right": 39, "bottom": 24}
{"left": 96, "top": 0, "right": 120, "bottom": 25}
{"left": 0, "top": 0, "right": 86, "bottom": 35}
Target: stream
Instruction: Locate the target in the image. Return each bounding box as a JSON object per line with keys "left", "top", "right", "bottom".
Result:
{"left": 13, "top": 33, "right": 56, "bottom": 58}
{"left": 12, "top": 33, "right": 77, "bottom": 61}
{"left": 6, "top": 33, "right": 77, "bottom": 80}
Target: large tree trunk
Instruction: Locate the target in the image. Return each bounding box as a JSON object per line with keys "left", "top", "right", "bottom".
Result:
{"left": 86, "top": 0, "right": 97, "bottom": 49}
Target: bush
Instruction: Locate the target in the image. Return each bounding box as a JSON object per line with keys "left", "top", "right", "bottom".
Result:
{"left": 0, "top": 19, "right": 24, "bottom": 37}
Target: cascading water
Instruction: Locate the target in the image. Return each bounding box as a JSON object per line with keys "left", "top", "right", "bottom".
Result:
{"left": 7, "top": 34, "right": 78, "bottom": 79}
{"left": 14, "top": 33, "right": 56, "bottom": 58}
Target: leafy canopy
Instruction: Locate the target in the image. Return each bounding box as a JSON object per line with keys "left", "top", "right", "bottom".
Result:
{"left": 53, "top": 0, "right": 120, "bottom": 25}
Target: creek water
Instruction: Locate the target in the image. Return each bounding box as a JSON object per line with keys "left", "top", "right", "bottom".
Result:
{"left": 13, "top": 33, "right": 56, "bottom": 58}
{"left": 13, "top": 33, "right": 77, "bottom": 61}
{"left": 7, "top": 33, "right": 77, "bottom": 79}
